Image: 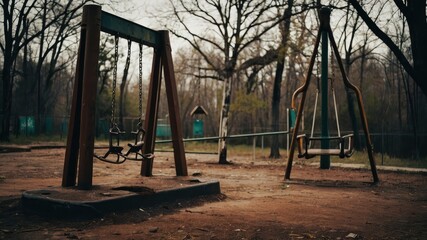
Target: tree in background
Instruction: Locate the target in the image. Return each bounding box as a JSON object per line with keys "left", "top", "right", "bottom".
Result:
{"left": 348, "top": 0, "right": 427, "bottom": 96}
{"left": 335, "top": 1, "right": 383, "bottom": 150}
{"left": 0, "top": 0, "right": 89, "bottom": 141}
{"left": 269, "top": 0, "right": 294, "bottom": 158}
{"left": 342, "top": 0, "right": 425, "bottom": 158}
{"left": 163, "top": 0, "right": 288, "bottom": 163}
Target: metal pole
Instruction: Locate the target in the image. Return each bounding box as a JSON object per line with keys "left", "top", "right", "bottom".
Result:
{"left": 286, "top": 108, "right": 289, "bottom": 157}
{"left": 320, "top": 7, "right": 331, "bottom": 169}
{"left": 155, "top": 130, "right": 289, "bottom": 144}
{"left": 381, "top": 123, "right": 384, "bottom": 165}
{"left": 252, "top": 137, "right": 255, "bottom": 161}
{"left": 262, "top": 136, "right": 264, "bottom": 151}
{"left": 77, "top": 5, "right": 101, "bottom": 189}
{"left": 327, "top": 18, "right": 379, "bottom": 183}
{"left": 285, "top": 29, "right": 322, "bottom": 180}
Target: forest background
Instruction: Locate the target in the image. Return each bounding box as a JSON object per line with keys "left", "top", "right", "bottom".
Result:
{"left": 0, "top": 0, "right": 426, "bottom": 159}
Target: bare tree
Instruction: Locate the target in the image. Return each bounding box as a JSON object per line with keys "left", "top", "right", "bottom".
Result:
{"left": 0, "top": 0, "right": 89, "bottom": 140}
{"left": 33, "top": 0, "right": 88, "bottom": 134}
{"left": 163, "top": 0, "right": 288, "bottom": 163}
{"left": 118, "top": 40, "right": 131, "bottom": 129}
{"left": 348, "top": 0, "right": 427, "bottom": 96}
{"left": 269, "top": 0, "right": 294, "bottom": 158}
{"left": 336, "top": 1, "right": 383, "bottom": 150}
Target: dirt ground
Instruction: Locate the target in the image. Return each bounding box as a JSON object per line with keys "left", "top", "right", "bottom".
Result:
{"left": 0, "top": 148, "right": 426, "bottom": 240}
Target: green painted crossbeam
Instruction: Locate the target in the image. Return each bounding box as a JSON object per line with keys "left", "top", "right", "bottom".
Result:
{"left": 100, "top": 11, "right": 161, "bottom": 47}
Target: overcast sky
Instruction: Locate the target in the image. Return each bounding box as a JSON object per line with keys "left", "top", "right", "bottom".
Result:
{"left": 101, "top": 0, "right": 188, "bottom": 51}
{"left": 96, "top": 0, "right": 191, "bottom": 82}
{"left": 100, "top": 0, "right": 169, "bottom": 30}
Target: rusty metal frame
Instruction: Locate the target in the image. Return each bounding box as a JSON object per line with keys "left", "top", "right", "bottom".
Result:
{"left": 62, "top": 5, "right": 187, "bottom": 189}
{"left": 284, "top": 7, "right": 379, "bottom": 183}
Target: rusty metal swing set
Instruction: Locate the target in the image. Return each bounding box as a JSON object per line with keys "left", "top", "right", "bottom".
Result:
{"left": 285, "top": 8, "right": 379, "bottom": 183}
{"left": 62, "top": 5, "right": 188, "bottom": 189}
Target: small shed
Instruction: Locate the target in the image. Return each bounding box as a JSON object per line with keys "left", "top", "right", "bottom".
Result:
{"left": 190, "top": 106, "right": 208, "bottom": 137}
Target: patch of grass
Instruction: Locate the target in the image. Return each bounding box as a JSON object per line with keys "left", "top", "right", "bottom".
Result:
{"left": 180, "top": 142, "right": 427, "bottom": 169}
{"left": 3, "top": 135, "right": 426, "bottom": 169}
{"left": 373, "top": 154, "right": 427, "bottom": 168}
{"left": 3, "top": 134, "right": 67, "bottom": 145}
{"left": 327, "top": 151, "right": 427, "bottom": 169}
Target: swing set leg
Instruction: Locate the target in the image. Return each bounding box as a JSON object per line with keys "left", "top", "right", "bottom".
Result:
{"left": 62, "top": 5, "right": 101, "bottom": 189}
{"left": 140, "top": 31, "right": 187, "bottom": 177}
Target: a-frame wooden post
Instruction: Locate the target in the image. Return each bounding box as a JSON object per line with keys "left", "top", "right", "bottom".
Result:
{"left": 62, "top": 5, "right": 187, "bottom": 189}
{"left": 159, "top": 30, "right": 188, "bottom": 176}
{"left": 62, "top": 5, "right": 101, "bottom": 189}
{"left": 140, "top": 42, "right": 163, "bottom": 176}
{"left": 140, "top": 31, "right": 187, "bottom": 176}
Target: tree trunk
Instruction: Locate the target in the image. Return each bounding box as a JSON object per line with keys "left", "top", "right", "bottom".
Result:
{"left": 119, "top": 40, "right": 131, "bottom": 130}
{"left": 269, "top": 60, "right": 284, "bottom": 158}
{"left": 36, "top": 3, "right": 47, "bottom": 136}
{"left": 1, "top": 63, "right": 12, "bottom": 141}
{"left": 218, "top": 75, "right": 232, "bottom": 164}
{"left": 270, "top": 0, "right": 293, "bottom": 158}
{"left": 406, "top": 1, "right": 427, "bottom": 97}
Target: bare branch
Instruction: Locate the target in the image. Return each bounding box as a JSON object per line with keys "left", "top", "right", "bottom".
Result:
{"left": 348, "top": 0, "right": 416, "bottom": 83}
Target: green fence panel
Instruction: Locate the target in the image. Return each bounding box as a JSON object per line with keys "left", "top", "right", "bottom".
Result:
{"left": 60, "top": 119, "right": 68, "bottom": 135}
{"left": 19, "top": 116, "right": 35, "bottom": 135}
{"left": 156, "top": 124, "right": 171, "bottom": 138}
{"left": 289, "top": 108, "right": 296, "bottom": 128}
{"left": 45, "top": 116, "right": 53, "bottom": 135}
{"left": 97, "top": 119, "right": 109, "bottom": 138}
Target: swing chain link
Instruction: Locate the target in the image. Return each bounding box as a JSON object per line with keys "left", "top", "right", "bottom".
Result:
{"left": 111, "top": 35, "right": 119, "bottom": 128}
{"left": 316, "top": 51, "right": 320, "bottom": 92}
{"left": 330, "top": 43, "right": 335, "bottom": 91}
{"left": 126, "top": 38, "right": 132, "bottom": 77}
{"left": 138, "top": 43, "right": 143, "bottom": 126}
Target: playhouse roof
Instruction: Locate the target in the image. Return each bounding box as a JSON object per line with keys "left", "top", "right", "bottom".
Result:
{"left": 190, "top": 105, "right": 208, "bottom": 116}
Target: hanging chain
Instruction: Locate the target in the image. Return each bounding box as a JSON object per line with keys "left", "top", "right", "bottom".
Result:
{"left": 111, "top": 35, "right": 119, "bottom": 127}
{"left": 138, "top": 43, "right": 143, "bottom": 126}
{"left": 330, "top": 42, "right": 335, "bottom": 90}
{"left": 126, "top": 39, "right": 132, "bottom": 75}
{"left": 315, "top": 51, "right": 320, "bottom": 91}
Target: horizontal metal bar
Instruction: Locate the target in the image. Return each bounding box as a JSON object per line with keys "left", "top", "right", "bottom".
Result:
{"left": 155, "top": 149, "right": 218, "bottom": 155}
{"left": 156, "top": 136, "right": 219, "bottom": 144}
{"left": 100, "top": 11, "right": 160, "bottom": 47}
{"left": 156, "top": 131, "right": 289, "bottom": 144}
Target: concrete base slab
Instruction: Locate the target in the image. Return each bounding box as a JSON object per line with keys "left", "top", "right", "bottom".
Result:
{"left": 21, "top": 176, "right": 220, "bottom": 218}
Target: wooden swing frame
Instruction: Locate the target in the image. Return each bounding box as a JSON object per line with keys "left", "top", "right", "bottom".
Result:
{"left": 62, "top": 5, "right": 188, "bottom": 189}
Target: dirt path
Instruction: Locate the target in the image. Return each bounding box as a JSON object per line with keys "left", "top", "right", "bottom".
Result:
{"left": 0, "top": 149, "right": 426, "bottom": 239}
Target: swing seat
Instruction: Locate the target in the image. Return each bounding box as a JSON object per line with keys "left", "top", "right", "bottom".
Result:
{"left": 297, "top": 134, "right": 354, "bottom": 159}
{"left": 93, "top": 126, "right": 127, "bottom": 164}
{"left": 94, "top": 146, "right": 126, "bottom": 164}
{"left": 124, "top": 149, "right": 154, "bottom": 161}
{"left": 127, "top": 141, "right": 144, "bottom": 152}
{"left": 123, "top": 141, "right": 153, "bottom": 161}
{"left": 106, "top": 145, "right": 124, "bottom": 155}
{"left": 122, "top": 127, "right": 154, "bottom": 161}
